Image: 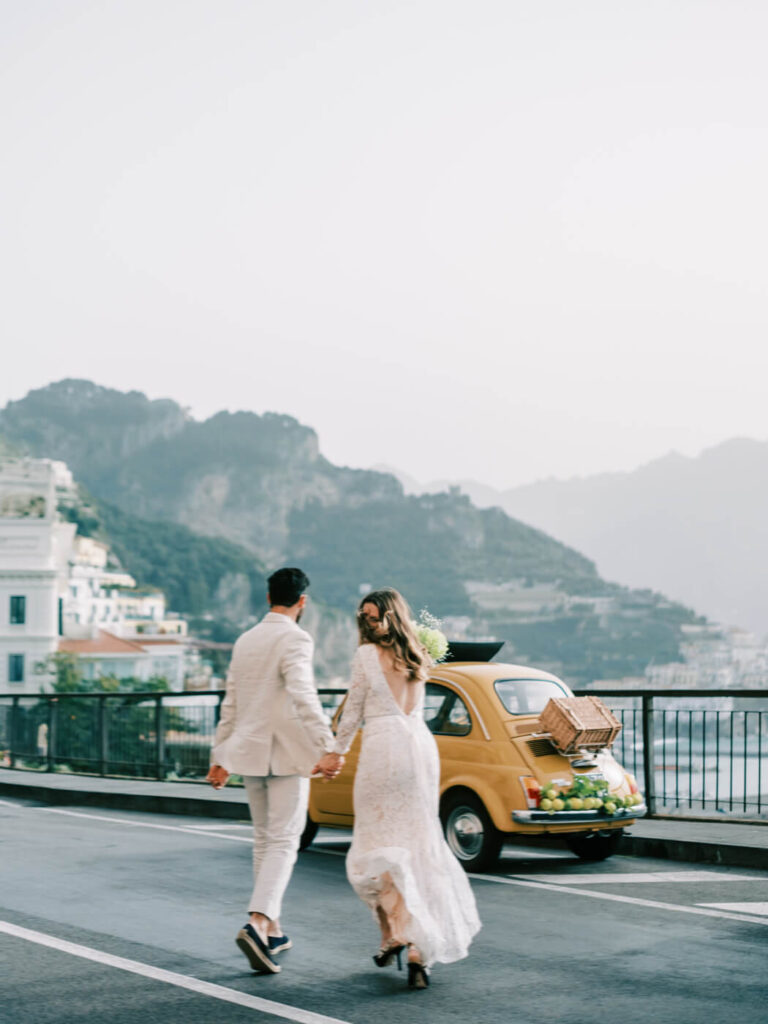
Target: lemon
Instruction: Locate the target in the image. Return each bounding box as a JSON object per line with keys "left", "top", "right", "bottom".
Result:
{"left": 604, "top": 801, "right": 617, "bottom": 814}
{"left": 539, "top": 798, "right": 553, "bottom": 811}
{"left": 568, "top": 798, "right": 583, "bottom": 810}
{"left": 552, "top": 798, "right": 565, "bottom": 811}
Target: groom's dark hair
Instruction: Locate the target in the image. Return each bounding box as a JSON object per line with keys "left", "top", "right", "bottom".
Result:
{"left": 268, "top": 567, "right": 310, "bottom": 607}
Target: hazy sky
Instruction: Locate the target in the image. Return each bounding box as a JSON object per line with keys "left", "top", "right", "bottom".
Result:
{"left": 2, "top": 1, "right": 767, "bottom": 488}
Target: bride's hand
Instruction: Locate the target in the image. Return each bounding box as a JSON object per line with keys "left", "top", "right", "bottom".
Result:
{"left": 312, "top": 752, "right": 344, "bottom": 780}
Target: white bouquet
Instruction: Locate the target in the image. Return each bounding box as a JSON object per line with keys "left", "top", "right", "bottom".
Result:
{"left": 413, "top": 609, "right": 449, "bottom": 663}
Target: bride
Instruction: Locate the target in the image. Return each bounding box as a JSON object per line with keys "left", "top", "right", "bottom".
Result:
{"left": 319, "top": 588, "right": 481, "bottom": 989}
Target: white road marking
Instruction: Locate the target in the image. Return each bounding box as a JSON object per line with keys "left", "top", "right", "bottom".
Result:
{"left": 698, "top": 902, "right": 768, "bottom": 916}
{"left": 0, "top": 921, "right": 351, "bottom": 1024}
{"left": 467, "top": 874, "right": 768, "bottom": 926}
{"left": 515, "top": 871, "right": 760, "bottom": 885}
{"left": 503, "top": 848, "right": 571, "bottom": 860}
{"left": 36, "top": 807, "right": 252, "bottom": 843}
{"left": 184, "top": 823, "right": 252, "bottom": 831}
{"left": 34, "top": 808, "right": 354, "bottom": 853}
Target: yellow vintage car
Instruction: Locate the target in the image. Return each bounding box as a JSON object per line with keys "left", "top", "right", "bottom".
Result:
{"left": 302, "top": 652, "right": 645, "bottom": 871}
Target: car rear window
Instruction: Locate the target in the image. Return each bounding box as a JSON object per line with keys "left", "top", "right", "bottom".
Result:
{"left": 494, "top": 678, "right": 570, "bottom": 715}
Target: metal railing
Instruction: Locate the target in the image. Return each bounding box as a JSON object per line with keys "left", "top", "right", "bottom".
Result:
{"left": 0, "top": 690, "right": 346, "bottom": 783}
{"left": 573, "top": 689, "right": 768, "bottom": 820}
{"left": 1, "top": 688, "right": 767, "bottom": 820}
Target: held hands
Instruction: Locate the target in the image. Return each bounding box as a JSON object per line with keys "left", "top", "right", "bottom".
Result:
{"left": 206, "top": 764, "right": 229, "bottom": 790}
{"left": 312, "top": 751, "right": 345, "bottom": 780}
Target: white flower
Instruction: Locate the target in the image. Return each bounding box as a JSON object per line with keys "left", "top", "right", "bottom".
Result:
{"left": 413, "top": 608, "right": 449, "bottom": 662}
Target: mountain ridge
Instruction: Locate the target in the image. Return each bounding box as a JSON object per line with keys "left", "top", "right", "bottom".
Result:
{"left": 386, "top": 438, "right": 768, "bottom": 634}
{"left": 0, "top": 379, "right": 706, "bottom": 685}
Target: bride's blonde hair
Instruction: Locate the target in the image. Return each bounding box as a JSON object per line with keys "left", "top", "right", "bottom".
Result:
{"left": 357, "top": 588, "right": 432, "bottom": 683}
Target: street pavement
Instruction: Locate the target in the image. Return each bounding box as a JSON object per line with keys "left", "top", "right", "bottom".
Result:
{"left": 1, "top": 794, "right": 767, "bottom": 1024}
{"left": 2, "top": 769, "right": 767, "bottom": 868}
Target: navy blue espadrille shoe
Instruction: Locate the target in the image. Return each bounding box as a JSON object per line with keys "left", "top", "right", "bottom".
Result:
{"left": 235, "top": 923, "right": 281, "bottom": 974}
{"left": 268, "top": 934, "right": 292, "bottom": 955}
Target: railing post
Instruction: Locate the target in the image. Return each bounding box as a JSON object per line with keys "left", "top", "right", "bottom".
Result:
{"left": 98, "top": 695, "right": 108, "bottom": 777}
{"left": 9, "top": 696, "right": 19, "bottom": 769}
{"left": 642, "top": 694, "right": 656, "bottom": 816}
{"left": 47, "top": 697, "right": 57, "bottom": 772}
{"left": 155, "top": 696, "right": 165, "bottom": 781}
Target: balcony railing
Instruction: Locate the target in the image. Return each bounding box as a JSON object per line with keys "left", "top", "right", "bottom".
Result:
{"left": 0, "top": 690, "right": 345, "bottom": 783}
{"left": 1, "top": 688, "right": 766, "bottom": 821}
{"left": 573, "top": 688, "right": 768, "bottom": 820}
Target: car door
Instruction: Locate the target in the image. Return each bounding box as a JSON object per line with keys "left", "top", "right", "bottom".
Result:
{"left": 425, "top": 680, "right": 489, "bottom": 784}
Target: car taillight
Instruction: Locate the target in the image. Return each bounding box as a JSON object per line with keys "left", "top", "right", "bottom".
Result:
{"left": 519, "top": 775, "right": 542, "bottom": 809}
{"left": 625, "top": 773, "right": 639, "bottom": 794}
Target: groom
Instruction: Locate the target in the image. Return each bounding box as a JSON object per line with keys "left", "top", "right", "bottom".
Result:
{"left": 207, "top": 567, "right": 343, "bottom": 974}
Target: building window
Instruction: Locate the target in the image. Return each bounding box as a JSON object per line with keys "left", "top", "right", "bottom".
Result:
{"left": 10, "top": 596, "right": 26, "bottom": 625}
{"left": 8, "top": 654, "right": 25, "bottom": 683}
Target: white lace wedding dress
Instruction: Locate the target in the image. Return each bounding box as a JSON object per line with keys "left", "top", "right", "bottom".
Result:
{"left": 333, "top": 643, "right": 481, "bottom": 966}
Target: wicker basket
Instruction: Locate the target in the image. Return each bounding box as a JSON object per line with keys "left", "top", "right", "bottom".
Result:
{"left": 537, "top": 696, "right": 622, "bottom": 754}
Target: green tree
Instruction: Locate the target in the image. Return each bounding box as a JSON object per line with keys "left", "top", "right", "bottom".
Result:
{"left": 33, "top": 655, "right": 186, "bottom": 776}
{"left": 39, "top": 652, "right": 84, "bottom": 693}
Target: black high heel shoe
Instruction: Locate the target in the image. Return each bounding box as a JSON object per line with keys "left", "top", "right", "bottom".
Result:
{"left": 373, "top": 942, "right": 404, "bottom": 970}
{"left": 407, "top": 960, "right": 430, "bottom": 989}
{"left": 406, "top": 945, "right": 430, "bottom": 989}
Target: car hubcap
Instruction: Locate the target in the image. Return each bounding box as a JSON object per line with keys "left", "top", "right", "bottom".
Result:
{"left": 446, "top": 806, "right": 484, "bottom": 860}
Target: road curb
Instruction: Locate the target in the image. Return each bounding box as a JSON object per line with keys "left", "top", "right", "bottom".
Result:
{"left": 619, "top": 832, "right": 767, "bottom": 870}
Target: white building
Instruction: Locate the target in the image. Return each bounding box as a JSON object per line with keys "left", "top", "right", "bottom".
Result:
{"left": 63, "top": 535, "right": 181, "bottom": 636}
{"left": 58, "top": 630, "right": 189, "bottom": 689}
{"left": 0, "top": 457, "right": 194, "bottom": 693}
{"left": 65, "top": 536, "right": 137, "bottom": 630}
{"left": 0, "top": 459, "right": 75, "bottom": 692}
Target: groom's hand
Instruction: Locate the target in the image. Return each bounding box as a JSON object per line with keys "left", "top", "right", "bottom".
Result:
{"left": 206, "top": 764, "right": 229, "bottom": 789}
{"left": 312, "top": 752, "right": 344, "bottom": 780}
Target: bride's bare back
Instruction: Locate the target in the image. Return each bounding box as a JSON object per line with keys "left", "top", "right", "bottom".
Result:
{"left": 375, "top": 648, "right": 423, "bottom": 716}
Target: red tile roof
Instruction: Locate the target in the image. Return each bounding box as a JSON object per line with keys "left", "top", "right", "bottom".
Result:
{"left": 58, "top": 630, "right": 146, "bottom": 655}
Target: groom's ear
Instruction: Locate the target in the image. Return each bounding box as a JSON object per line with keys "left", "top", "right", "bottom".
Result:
{"left": 297, "top": 594, "right": 307, "bottom": 610}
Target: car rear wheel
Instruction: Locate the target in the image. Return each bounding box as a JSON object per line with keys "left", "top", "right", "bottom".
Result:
{"left": 298, "top": 814, "right": 319, "bottom": 851}
{"left": 441, "top": 792, "right": 502, "bottom": 873}
{"left": 565, "top": 829, "right": 624, "bottom": 861}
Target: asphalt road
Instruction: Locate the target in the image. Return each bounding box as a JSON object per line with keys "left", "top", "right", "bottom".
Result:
{"left": 1, "top": 794, "right": 767, "bottom": 1024}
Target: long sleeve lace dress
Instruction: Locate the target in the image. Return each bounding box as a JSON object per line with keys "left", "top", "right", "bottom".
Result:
{"left": 333, "top": 644, "right": 481, "bottom": 966}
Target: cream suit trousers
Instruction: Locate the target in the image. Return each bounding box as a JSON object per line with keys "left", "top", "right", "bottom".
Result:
{"left": 243, "top": 774, "right": 309, "bottom": 921}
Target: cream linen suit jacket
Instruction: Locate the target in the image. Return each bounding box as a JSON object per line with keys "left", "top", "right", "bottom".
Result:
{"left": 210, "top": 612, "right": 335, "bottom": 777}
